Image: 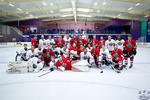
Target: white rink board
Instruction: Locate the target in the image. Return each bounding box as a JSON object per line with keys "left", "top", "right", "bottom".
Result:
{"left": 0, "top": 46, "right": 150, "bottom": 100}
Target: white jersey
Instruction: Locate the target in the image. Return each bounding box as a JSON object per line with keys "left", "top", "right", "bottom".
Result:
{"left": 49, "top": 61, "right": 57, "bottom": 69}
{"left": 39, "top": 39, "right": 47, "bottom": 48}
{"left": 60, "top": 48, "right": 69, "bottom": 58}
{"left": 87, "top": 47, "right": 92, "bottom": 52}
{"left": 34, "top": 48, "right": 43, "bottom": 57}
{"left": 26, "top": 50, "right": 36, "bottom": 60}
{"left": 64, "top": 37, "right": 71, "bottom": 49}
{"left": 80, "top": 52, "right": 94, "bottom": 64}
{"left": 115, "top": 39, "right": 124, "bottom": 50}
{"left": 20, "top": 48, "right": 28, "bottom": 54}
{"left": 46, "top": 39, "right": 55, "bottom": 47}
{"left": 99, "top": 48, "right": 111, "bottom": 61}
{"left": 105, "top": 39, "right": 115, "bottom": 52}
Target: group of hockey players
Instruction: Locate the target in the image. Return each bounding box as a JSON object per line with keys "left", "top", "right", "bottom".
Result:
{"left": 7, "top": 34, "right": 137, "bottom": 73}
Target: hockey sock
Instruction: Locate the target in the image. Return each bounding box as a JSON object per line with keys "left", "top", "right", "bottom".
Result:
{"left": 125, "top": 58, "right": 128, "bottom": 65}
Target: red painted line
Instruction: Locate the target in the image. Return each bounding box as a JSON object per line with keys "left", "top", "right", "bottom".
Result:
{"left": 72, "top": 66, "right": 83, "bottom": 72}
{"left": 57, "top": 68, "right": 64, "bottom": 72}
{"left": 71, "top": 60, "right": 83, "bottom": 72}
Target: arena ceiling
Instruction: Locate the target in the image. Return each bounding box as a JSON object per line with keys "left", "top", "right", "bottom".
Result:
{"left": 0, "top": 0, "right": 150, "bottom": 23}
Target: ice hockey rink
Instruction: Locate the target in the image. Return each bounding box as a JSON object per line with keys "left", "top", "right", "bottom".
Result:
{"left": 0, "top": 44, "right": 150, "bottom": 100}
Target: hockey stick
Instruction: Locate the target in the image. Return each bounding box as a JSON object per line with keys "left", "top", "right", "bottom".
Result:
{"left": 38, "top": 71, "right": 51, "bottom": 77}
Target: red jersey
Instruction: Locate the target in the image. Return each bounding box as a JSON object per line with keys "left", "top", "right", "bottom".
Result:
{"left": 56, "top": 58, "right": 71, "bottom": 70}
{"left": 91, "top": 39, "right": 99, "bottom": 46}
{"left": 31, "top": 38, "right": 37, "bottom": 48}
{"left": 91, "top": 48, "right": 99, "bottom": 57}
{"left": 70, "top": 38, "right": 78, "bottom": 46}
{"left": 98, "top": 40, "right": 105, "bottom": 49}
{"left": 77, "top": 39, "right": 85, "bottom": 47}
{"left": 112, "top": 49, "right": 124, "bottom": 61}
{"left": 41, "top": 49, "right": 55, "bottom": 63}
{"left": 55, "top": 39, "right": 65, "bottom": 47}
{"left": 77, "top": 47, "right": 85, "bottom": 55}
{"left": 123, "top": 40, "right": 136, "bottom": 52}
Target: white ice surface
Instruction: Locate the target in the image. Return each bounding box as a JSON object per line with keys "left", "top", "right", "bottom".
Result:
{"left": 0, "top": 47, "right": 150, "bottom": 100}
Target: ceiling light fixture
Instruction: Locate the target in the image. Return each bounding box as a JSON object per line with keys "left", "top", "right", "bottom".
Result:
{"left": 60, "top": 8, "right": 72, "bottom": 12}
{"left": 50, "top": 3, "right": 53, "bottom": 6}
{"left": 61, "top": 14, "right": 73, "bottom": 17}
{"left": 128, "top": 7, "right": 133, "bottom": 10}
{"left": 102, "top": 2, "right": 106, "bottom": 5}
{"left": 77, "top": 8, "right": 92, "bottom": 12}
{"left": 50, "top": 10, "right": 54, "bottom": 13}
{"left": 94, "top": 2, "right": 98, "bottom": 6}
{"left": 42, "top": 2, "right": 47, "bottom": 6}
{"left": 9, "top": 3, "right": 14, "bottom": 7}
{"left": 78, "top": 14, "right": 92, "bottom": 17}
{"left": 97, "top": 10, "right": 100, "bottom": 13}
{"left": 144, "top": 15, "right": 149, "bottom": 17}
{"left": 118, "top": 14, "right": 121, "bottom": 16}
{"left": 135, "top": 3, "right": 140, "bottom": 6}
{"left": 17, "top": 8, "right": 22, "bottom": 11}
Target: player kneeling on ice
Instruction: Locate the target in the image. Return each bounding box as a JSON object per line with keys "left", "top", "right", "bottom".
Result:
{"left": 56, "top": 55, "right": 72, "bottom": 71}
{"left": 7, "top": 57, "right": 44, "bottom": 73}
{"left": 98, "top": 45, "right": 112, "bottom": 67}
{"left": 49, "top": 56, "right": 57, "bottom": 72}
{"left": 111, "top": 44, "right": 125, "bottom": 71}
{"left": 15, "top": 44, "right": 28, "bottom": 61}
{"left": 80, "top": 48, "right": 95, "bottom": 67}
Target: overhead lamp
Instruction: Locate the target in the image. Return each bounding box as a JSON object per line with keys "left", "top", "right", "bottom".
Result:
{"left": 78, "top": 14, "right": 92, "bottom": 17}
{"left": 118, "top": 14, "right": 121, "bottom": 16}
{"left": 77, "top": 8, "right": 92, "bottom": 12}
{"left": 17, "top": 8, "right": 22, "bottom": 11}
{"left": 94, "top": 2, "right": 98, "bottom": 6}
{"left": 144, "top": 15, "right": 149, "bottom": 17}
{"left": 9, "top": 3, "right": 14, "bottom": 7}
{"left": 50, "top": 3, "right": 53, "bottom": 6}
{"left": 135, "top": 3, "right": 140, "bottom": 6}
{"left": 50, "top": 10, "right": 54, "bottom": 13}
{"left": 42, "top": 2, "right": 47, "bottom": 6}
{"left": 97, "top": 10, "right": 100, "bottom": 13}
{"left": 61, "top": 14, "right": 73, "bottom": 17}
{"left": 128, "top": 7, "right": 133, "bottom": 10}
{"left": 102, "top": 2, "right": 106, "bottom": 5}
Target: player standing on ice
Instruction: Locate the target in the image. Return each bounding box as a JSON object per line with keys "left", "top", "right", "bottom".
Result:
{"left": 63, "top": 34, "right": 71, "bottom": 49}
{"left": 31, "top": 36, "right": 38, "bottom": 48}
{"left": 123, "top": 35, "right": 137, "bottom": 68}
{"left": 115, "top": 35, "right": 125, "bottom": 51}
{"left": 39, "top": 35, "right": 47, "bottom": 49}
{"left": 46, "top": 35, "right": 55, "bottom": 48}
{"left": 105, "top": 35, "right": 115, "bottom": 55}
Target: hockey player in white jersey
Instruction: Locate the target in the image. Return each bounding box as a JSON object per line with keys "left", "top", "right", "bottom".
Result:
{"left": 39, "top": 35, "right": 47, "bottom": 49}
{"left": 60, "top": 45, "right": 69, "bottom": 58}
{"left": 98, "top": 45, "right": 111, "bottom": 67}
{"left": 105, "top": 35, "right": 115, "bottom": 54}
{"left": 115, "top": 36, "right": 124, "bottom": 50}
{"left": 64, "top": 34, "right": 71, "bottom": 49}
{"left": 49, "top": 56, "right": 57, "bottom": 71}
{"left": 80, "top": 48, "right": 94, "bottom": 65}
{"left": 34, "top": 45, "right": 43, "bottom": 57}
{"left": 26, "top": 46, "right": 37, "bottom": 60}
{"left": 46, "top": 35, "right": 55, "bottom": 47}
{"left": 16, "top": 44, "right": 28, "bottom": 61}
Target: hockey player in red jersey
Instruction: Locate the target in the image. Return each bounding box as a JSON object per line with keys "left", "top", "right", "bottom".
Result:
{"left": 91, "top": 35, "right": 99, "bottom": 47}
{"left": 70, "top": 35, "right": 78, "bottom": 46}
{"left": 91, "top": 45, "right": 100, "bottom": 66}
{"left": 69, "top": 43, "right": 78, "bottom": 60}
{"left": 123, "top": 35, "right": 137, "bottom": 68}
{"left": 31, "top": 36, "right": 38, "bottom": 48}
{"left": 112, "top": 44, "right": 124, "bottom": 70}
{"left": 77, "top": 35, "right": 85, "bottom": 48}
{"left": 56, "top": 55, "right": 72, "bottom": 71}
{"left": 98, "top": 36, "right": 105, "bottom": 50}
{"left": 55, "top": 36, "right": 65, "bottom": 48}
{"left": 77, "top": 44, "right": 85, "bottom": 57}
{"left": 41, "top": 45, "right": 55, "bottom": 67}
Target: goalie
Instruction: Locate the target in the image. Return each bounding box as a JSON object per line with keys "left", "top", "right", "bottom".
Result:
{"left": 7, "top": 57, "right": 44, "bottom": 73}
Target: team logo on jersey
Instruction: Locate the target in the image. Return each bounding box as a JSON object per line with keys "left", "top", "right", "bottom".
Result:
{"left": 126, "top": 43, "right": 132, "bottom": 48}
{"left": 99, "top": 43, "right": 103, "bottom": 46}
{"left": 138, "top": 90, "right": 150, "bottom": 100}
{"left": 114, "top": 53, "right": 119, "bottom": 58}
{"left": 118, "top": 42, "right": 122, "bottom": 46}
{"left": 109, "top": 43, "right": 113, "bottom": 46}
